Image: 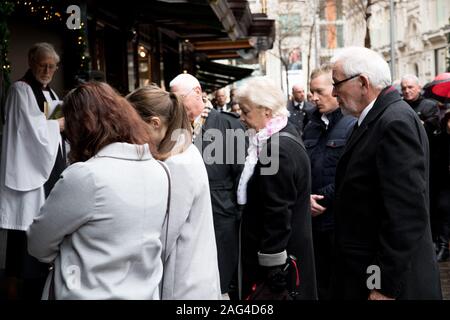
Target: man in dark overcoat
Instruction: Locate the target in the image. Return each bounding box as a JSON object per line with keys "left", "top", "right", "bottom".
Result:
{"left": 330, "top": 47, "right": 442, "bottom": 300}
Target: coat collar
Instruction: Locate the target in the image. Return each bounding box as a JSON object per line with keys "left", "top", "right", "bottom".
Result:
{"left": 95, "top": 142, "right": 153, "bottom": 161}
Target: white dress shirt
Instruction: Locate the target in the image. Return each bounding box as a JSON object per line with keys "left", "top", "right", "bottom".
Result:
{"left": 358, "top": 99, "right": 376, "bottom": 126}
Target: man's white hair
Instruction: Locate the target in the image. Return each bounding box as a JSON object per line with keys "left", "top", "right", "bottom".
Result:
{"left": 330, "top": 46, "right": 391, "bottom": 89}
{"left": 401, "top": 74, "right": 421, "bottom": 86}
{"left": 28, "top": 42, "right": 60, "bottom": 65}
{"left": 236, "top": 76, "right": 289, "bottom": 118}
{"left": 169, "top": 73, "right": 201, "bottom": 93}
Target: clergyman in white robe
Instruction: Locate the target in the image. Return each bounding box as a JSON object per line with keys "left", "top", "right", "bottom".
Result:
{"left": 0, "top": 81, "right": 62, "bottom": 231}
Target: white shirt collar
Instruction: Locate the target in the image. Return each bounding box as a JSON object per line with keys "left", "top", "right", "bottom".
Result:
{"left": 358, "top": 99, "right": 376, "bottom": 126}
{"left": 321, "top": 113, "right": 329, "bottom": 128}
{"left": 295, "top": 101, "right": 304, "bottom": 109}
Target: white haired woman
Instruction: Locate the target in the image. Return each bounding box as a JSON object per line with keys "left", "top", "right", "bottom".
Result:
{"left": 236, "top": 77, "right": 318, "bottom": 300}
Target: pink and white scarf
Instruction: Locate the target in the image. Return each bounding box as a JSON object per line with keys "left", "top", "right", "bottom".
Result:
{"left": 237, "top": 116, "right": 288, "bottom": 205}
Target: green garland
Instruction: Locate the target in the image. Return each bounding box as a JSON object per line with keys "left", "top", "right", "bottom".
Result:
{"left": 0, "top": 1, "right": 14, "bottom": 102}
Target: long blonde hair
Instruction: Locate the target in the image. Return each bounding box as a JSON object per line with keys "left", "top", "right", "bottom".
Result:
{"left": 126, "top": 85, "right": 192, "bottom": 160}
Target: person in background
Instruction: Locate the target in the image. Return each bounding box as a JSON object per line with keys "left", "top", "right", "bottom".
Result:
{"left": 230, "top": 102, "right": 241, "bottom": 115}
{"left": 303, "top": 64, "right": 356, "bottom": 300}
{"left": 237, "top": 76, "right": 317, "bottom": 300}
{"left": 286, "top": 83, "right": 315, "bottom": 135}
{"left": 331, "top": 47, "right": 441, "bottom": 300}
{"left": 230, "top": 88, "right": 237, "bottom": 105}
{"left": 214, "top": 88, "right": 231, "bottom": 112}
{"left": 170, "top": 74, "right": 245, "bottom": 300}
{"left": 126, "top": 85, "right": 221, "bottom": 299}
{"left": 27, "top": 82, "right": 169, "bottom": 299}
{"left": 0, "top": 42, "right": 66, "bottom": 299}
{"left": 401, "top": 74, "right": 440, "bottom": 136}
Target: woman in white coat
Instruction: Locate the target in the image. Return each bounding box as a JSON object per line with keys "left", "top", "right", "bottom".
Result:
{"left": 127, "top": 85, "right": 221, "bottom": 299}
{"left": 27, "top": 82, "right": 169, "bottom": 299}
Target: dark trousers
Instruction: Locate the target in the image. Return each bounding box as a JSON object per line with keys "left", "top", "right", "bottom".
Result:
{"left": 213, "top": 212, "right": 240, "bottom": 295}
{"left": 5, "top": 230, "right": 49, "bottom": 300}
{"left": 312, "top": 228, "right": 334, "bottom": 300}
{"left": 431, "top": 188, "right": 450, "bottom": 243}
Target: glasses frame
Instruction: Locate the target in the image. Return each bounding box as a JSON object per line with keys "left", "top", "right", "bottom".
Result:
{"left": 333, "top": 73, "right": 361, "bottom": 90}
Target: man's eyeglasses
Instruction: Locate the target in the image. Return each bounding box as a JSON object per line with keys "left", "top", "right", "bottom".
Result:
{"left": 333, "top": 74, "right": 360, "bottom": 89}
{"left": 37, "top": 63, "right": 58, "bottom": 71}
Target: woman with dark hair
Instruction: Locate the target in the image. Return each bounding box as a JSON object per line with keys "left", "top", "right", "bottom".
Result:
{"left": 127, "top": 85, "right": 221, "bottom": 299}
{"left": 27, "top": 82, "right": 169, "bottom": 299}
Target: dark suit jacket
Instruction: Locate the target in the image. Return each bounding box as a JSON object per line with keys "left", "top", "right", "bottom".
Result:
{"left": 333, "top": 87, "right": 442, "bottom": 300}
{"left": 405, "top": 95, "right": 440, "bottom": 137}
{"left": 287, "top": 100, "right": 316, "bottom": 135}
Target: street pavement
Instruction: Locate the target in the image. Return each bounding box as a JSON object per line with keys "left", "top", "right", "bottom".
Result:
{"left": 439, "top": 260, "right": 450, "bottom": 300}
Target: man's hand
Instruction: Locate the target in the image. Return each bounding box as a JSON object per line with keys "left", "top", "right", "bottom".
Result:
{"left": 57, "top": 117, "right": 65, "bottom": 132}
{"left": 310, "top": 194, "right": 326, "bottom": 217}
{"left": 368, "top": 290, "right": 395, "bottom": 300}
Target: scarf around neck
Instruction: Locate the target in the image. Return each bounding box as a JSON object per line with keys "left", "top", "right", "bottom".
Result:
{"left": 237, "top": 115, "right": 288, "bottom": 205}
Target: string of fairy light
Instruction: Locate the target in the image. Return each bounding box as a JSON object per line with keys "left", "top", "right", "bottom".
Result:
{"left": 16, "top": 0, "right": 62, "bottom": 22}
{"left": 1, "top": 1, "right": 89, "bottom": 74}
{"left": 0, "top": 1, "right": 15, "bottom": 86}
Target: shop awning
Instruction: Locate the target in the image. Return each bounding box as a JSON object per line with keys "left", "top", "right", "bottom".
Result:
{"left": 195, "top": 61, "right": 254, "bottom": 92}
{"left": 135, "top": 0, "right": 275, "bottom": 58}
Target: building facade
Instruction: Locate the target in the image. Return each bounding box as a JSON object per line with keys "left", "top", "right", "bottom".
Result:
{"left": 250, "top": 0, "right": 345, "bottom": 93}
{"left": 345, "top": 0, "right": 450, "bottom": 82}
{"left": 254, "top": 0, "right": 449, "bottom": 94}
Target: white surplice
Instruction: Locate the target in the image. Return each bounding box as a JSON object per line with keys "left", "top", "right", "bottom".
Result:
{"left": 0, "top": 81, "right": 61, "bottom": 231}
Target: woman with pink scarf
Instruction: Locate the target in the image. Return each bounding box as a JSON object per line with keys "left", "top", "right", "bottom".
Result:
{"left": 236, "top": 77, "right": 318, "bottom": 300}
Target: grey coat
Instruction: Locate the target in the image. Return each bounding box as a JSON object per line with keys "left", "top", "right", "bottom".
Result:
{"left": 161, "top": 145, "right": 221, "bottom": 299}
{"left": 28, "top": 143, "right": 169, "bottom": 300}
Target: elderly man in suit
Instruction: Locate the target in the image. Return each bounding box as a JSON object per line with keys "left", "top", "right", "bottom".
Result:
{"left": 330, "top": 47, "right": 442, "bottom": 300}
{"left": 214, "top": 88, "right": 232, "bottom": 112}
{"left": 287, "top": 83, "right": 315, "bottom": 135}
